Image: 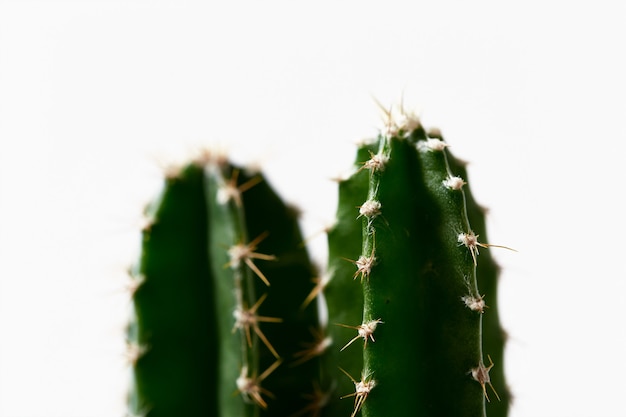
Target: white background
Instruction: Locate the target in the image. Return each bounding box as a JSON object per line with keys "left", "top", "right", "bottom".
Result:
{"left": 1, "top": 1, "right": 625, "bottom": 416}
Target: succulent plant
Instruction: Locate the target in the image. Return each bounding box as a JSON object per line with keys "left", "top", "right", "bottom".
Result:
{"left": 323, "top": 107, "right": 513, "bottom": 417}
{"left": 127, "top": 107, "right": 511, "bottom": 417}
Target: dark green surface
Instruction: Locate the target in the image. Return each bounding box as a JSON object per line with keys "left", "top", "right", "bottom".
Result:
{"left": 131, "top": 164, "right": 217, "bottom": 416}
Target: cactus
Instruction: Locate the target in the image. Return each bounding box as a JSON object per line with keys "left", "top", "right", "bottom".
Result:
{"left": 127, "top": 106, "right": 511, "bottom": 417}
{"left": 444, "top": 142, "right": 512, "bottom": 416}
{"left": 128, "top": 154, "right": 323, "bottom": 416}
{"left": 323, "top": 107, "right": 512, "bottom": 417}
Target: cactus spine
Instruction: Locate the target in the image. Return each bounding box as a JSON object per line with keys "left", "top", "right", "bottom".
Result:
{"left": 127, "top": 106, "right": 510, "bottom": 417}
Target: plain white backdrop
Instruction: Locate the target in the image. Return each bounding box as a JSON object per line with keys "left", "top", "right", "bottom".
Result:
{"left": 1, "top": 1, "right": 625, "bottom": 416}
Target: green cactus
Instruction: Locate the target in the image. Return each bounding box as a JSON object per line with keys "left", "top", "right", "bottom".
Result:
{"left": 128, "top": 154, "right": 322, "bottom": 417}
{"left": 127, "top": 106, "right": 511, "bottom": 417}
{"left": 323, "top": 108, "right": 512, "bottom": 417}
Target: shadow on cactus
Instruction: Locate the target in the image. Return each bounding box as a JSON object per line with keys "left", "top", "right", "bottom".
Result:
{"left": 126, "top": 106, "right": 513, "bottom": 417}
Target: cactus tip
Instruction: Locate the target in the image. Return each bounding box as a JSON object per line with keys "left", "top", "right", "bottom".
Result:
{"left": 373, "top": 98, "right": 421, "bottom": 137}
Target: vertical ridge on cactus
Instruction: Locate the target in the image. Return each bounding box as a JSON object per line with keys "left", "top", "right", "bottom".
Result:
{"left": 446, "top": 152, "right": 511, "bottom": 417}
{"left": 326, "top": 107, "right": 510, "bottom": 417}
{"left": 323, "top": 142, "right": 377, "bottom": 417}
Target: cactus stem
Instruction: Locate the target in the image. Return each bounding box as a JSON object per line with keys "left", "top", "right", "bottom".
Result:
{"left": 471, "top": 355, "right": 501, "bottom": 403}
{"left": 457, "top": 231, "right": 517, "bottom": 266}
{"left": 236, "top": 359, "right": 283, "bottom": 409}
{"left": 226, "top": 231, "right": 277, "bottom": 286}
{"left": 337, "top": 318, "right": 384, "bottom": 351}
{"left": 233, "top": 293, "right": 283, "bottom": 359}
{"left": 339, "top": 367, "right": 377, "bottom": 417}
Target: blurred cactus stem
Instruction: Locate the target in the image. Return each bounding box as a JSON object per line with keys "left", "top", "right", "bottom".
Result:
{"left": 128, "top": 153, "right": 322, "bottom": 417}
{"left": 325, "top": 104, "right": 511, "bottom": 417}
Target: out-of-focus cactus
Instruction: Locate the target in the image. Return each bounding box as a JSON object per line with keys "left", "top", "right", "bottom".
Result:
{"left": 128, "top": 155, "right": 322, "bottom": 417}
{"left": 127, "top": 106, "right": 511, "bottom": 417}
